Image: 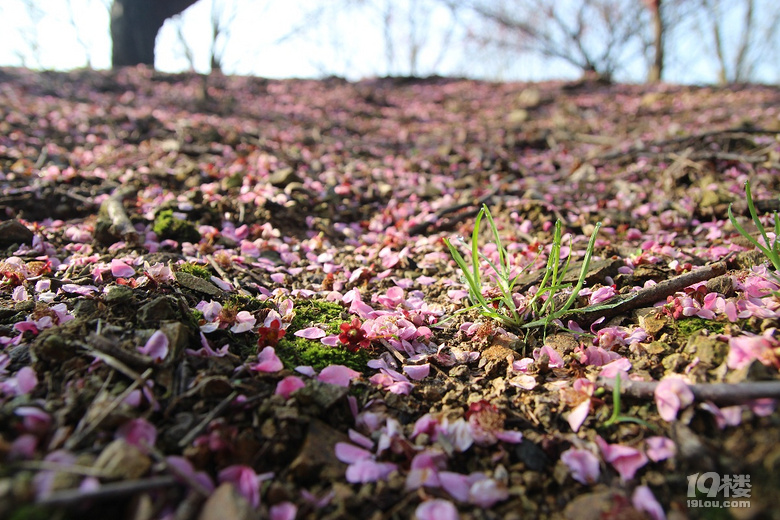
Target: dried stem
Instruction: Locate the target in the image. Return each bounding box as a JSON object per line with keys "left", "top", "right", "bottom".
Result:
{"left": 597, "top": 377, "right": 780, "bottom": 406}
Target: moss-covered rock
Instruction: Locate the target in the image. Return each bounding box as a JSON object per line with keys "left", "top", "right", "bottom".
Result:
{"left": 153, "top": 209, "right": 201, "bottom": 244}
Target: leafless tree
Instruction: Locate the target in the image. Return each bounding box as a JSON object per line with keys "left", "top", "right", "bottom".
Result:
{"left": 690, "top": 0, "right": 780, "bottom": 83}
{"left": 461, "top": 0, "right": 652, "bottom": 81}
{"left": 65, "top": 0, "right": 112, "bottom": 69}
{"left": 14, "top": 0, "right": 46, "bottom": 68}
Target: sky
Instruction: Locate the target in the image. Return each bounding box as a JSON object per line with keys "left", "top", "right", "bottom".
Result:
{"left": 0, "top": 0, "right": 777, "bottom": 84}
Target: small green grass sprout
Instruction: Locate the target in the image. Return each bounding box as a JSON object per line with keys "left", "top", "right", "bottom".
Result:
{"left": 728, "top": 179, "right": 780, "bottom": 272}
{"left": 444, "top": 205, "right": 601, "bottom": 330}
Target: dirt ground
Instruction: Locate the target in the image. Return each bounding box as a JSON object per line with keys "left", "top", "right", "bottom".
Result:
{"left": 1, "top": 67, "right": 780, "bottom": 519}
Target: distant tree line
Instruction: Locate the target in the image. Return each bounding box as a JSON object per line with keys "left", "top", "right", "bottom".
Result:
{"left": 13, "top": 0, "right": 780, "bottom": 83}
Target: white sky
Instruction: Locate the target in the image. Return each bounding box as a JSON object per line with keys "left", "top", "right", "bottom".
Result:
{"left": 0, "top": 0, "right": 777, "bottom": 84}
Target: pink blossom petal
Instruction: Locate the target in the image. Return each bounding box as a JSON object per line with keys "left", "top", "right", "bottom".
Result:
{"left": 110, "top": 259, "right": 135, "bottom": 278}
{"left": 533, "top": 345, "right": 564, "bottom": 368}
{"left": 7, "top": 366, "right": 38, "bottom": 396}
{"left": 632, "top": 485, "right": 666, "bottom": 520}
{"left": 167, "top": 456, "right": 215, "bottom": 493}
{"left": 270, "top": 502, "right": 298, "bottom": 520}
{"left": 495, "top": 430, "right": 523, "bottom": 443}
{"left": 229, "top": 311, "right": 256, "bottom": 333}
{"left": 699, "top": 401, "right": 742, "bottom": 429}
{"left": 320, "top": 334, "right": 340, "bottom": 346}
{"left": 218, "top": 465, "right": 267, "bottom": 509}
{"left": 439, "top": 471, "right": 471, "bottom": 502}
{"left": 508, "top": 374, "right": 537, "bottom": 390}
{"left": 654, "top": 378, "right": 694, "bottom": 422}
{"left": 597, "top": 437, "right": 648, "bottom": 481}
{"left": 116, "top": 418, "right": 157, "bottom": 450}
{"left": 727, "top": 333, "right": 774, "bottom": 369}
{"left": 9, "top": 433, "right": 38, "bottom": 460}
{"left": 12, "top": 286, "right": 29, "bottom": 302}
{"left": 560, "top": 448, "right": 600, "bottom": 485}
{"left": 345, "top": 459, "right": 397, "bottom": 483}
{"left": 251, "top": 347, "right": 284, "bottom": 373}
{"left": 275, "top": 376, "right": 305, "bottom": 399}
{"left": 403, "top": 363, "right": 430, "bottom": 380}
{"left": 599, "top": 357, "right": 632, "bottom": 378}
{"left": 645, "top": 437, "right": 676, "bottom": 462}
{"left": 567, "top": 399, "right": 591, "bottom": 433}
{"left": 415, "top": 499, "right": 459, "bottom": 520}
{"left": 294, "top": 327, "right": 327, "bottom": 339}
{"left": 335, "top": 442, "right": 373, "bottom": 464}
{"left": 295, "top": 365, "right": 317, "bottom": 377}
{"left": 469, "top": 477, "right": 509, "bottom": 507}
{"left": 137, "top": 330, "right": 169, "bottom": 361}
{"left": 15, "top": 406, "right": 51, "bottom": 434}
{"left": 318, "top": 365, "right": 360, "bottom": 387}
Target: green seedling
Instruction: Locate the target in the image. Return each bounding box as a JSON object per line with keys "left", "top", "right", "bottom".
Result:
{"left": 444, "top": 205, "right": 601, "bottom": 330}
{"left": 602, "top": 373, "right": 651, "bottom": 428}
{"left": 728, "top": 180, "right": 780, "bottom": 272}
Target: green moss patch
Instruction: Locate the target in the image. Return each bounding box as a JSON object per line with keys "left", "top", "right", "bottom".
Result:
{"left": 289, "top": 299, "right": 346, "bottom": 334}
{"left": 153, "top": 209, "right": 201, "bottom": 243}
{"left": 275, "top": 298, "right": 370, "bottom": 372}
{"left": 276, "top": 336, "right": 371, "bottom": 372}
{"left": 676, "top": 316, "right": 727, "bottom": 337}
{"left": 178, "top": 262, "right": 211, "bottom": 279}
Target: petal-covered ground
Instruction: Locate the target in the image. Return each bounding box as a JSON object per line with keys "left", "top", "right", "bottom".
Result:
{"left": 2, "top": 67, "right": 780, "bottom": 519}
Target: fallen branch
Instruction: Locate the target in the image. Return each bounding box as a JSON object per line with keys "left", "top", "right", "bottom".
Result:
{"left": 563, "top": 260, "right": 728, "bottom": 326}
{"left": 178, "top": 390, "right": 238, "bottom": 448}
{"left": 597, "top": 377, "right": 780, "bottom": 406}
{"left": 38, "top": 476, "right": 178, "bottom": 507}
{"left": 99, "top": 187, "right": 139, "bottom": 244}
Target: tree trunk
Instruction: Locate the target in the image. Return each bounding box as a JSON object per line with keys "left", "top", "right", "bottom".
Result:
{"left": 111, "top": 0, "right": 200, "bottom": 68}
{"left": 646, "top": 0, "right": 664, "bottom": 82}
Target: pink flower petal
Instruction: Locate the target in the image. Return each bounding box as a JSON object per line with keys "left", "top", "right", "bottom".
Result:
{"left": 270, "top": 502, "right": 297, "bottom": 520}
{"left": 251, "top": 347, "right": 284, "bottom": 373}
{"left": 599, "top": 357, "right": 632, "bottom": 378}
{"left": 348, "top": 429, "right": 375, "bottom": 450}
{"left": 597, "top": 437, "right": 648, "bottom": 481}
{"left": 116, "top": 418, "right": 157, "bottom": 450}
{"left": 110, "top": 258, "right": 135, "bottom": 278}
{"left": 533, "top": 345, "right": 564, "bottom": 368}
{"left": 439, "top": 471, "right": 471, "bottom": 502}
{"left": 495, "top": 430, "right": 523, "bottom": 443}
{"left": 317, "top": 365, "right": 360, "bottom": 387}
{"left": 345, "top": 459, "right": 397, "bottom": 483}
{"left": 218, "top": 465, "right": 269, "bottom": 509}
{"left": 654, "top": 378, "right": 694, "bottom": 422}
{"left": 561, "top": 448, "right": 600, "bottom": 485}
{"left": 632, "top": 485, "right": 666, "bottom": 520}
{"left": 335, "top": 442, "right": 373, "bottom": 464}
{"left": 295, "top": 365, "right": 317, "bottom": 377}
{"left": 415, "top": 499, "right": 459, "bottom": 520}
{"left": 403, "top": 363, "right": 430, "bottom": 380}
{"left": 567, "top": 399, "right": 591, "bottom": 433}
{"left": 645, "top": 437, "right": 676, "bottom": 462}
{"left": 320, "top": 334, "right": 340, "bottom": 346}
{"left": 275, "top": 376, "right": 305, "bottom": 399}
{"left": 294, "top": 327, "right": 327, "bottom": 339}
{"left": 469, "top": 477, "right": 509, "bottom": 507}
{"left": 137, "top": 330, "right": 169, "bottom": 361}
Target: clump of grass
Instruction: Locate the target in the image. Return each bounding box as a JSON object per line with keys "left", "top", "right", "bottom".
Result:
{"left": 728, "top": 179, "right": 780, "bottom": 272}
{"left": 444, "top": 205, "right": 600, "bottom": 329}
